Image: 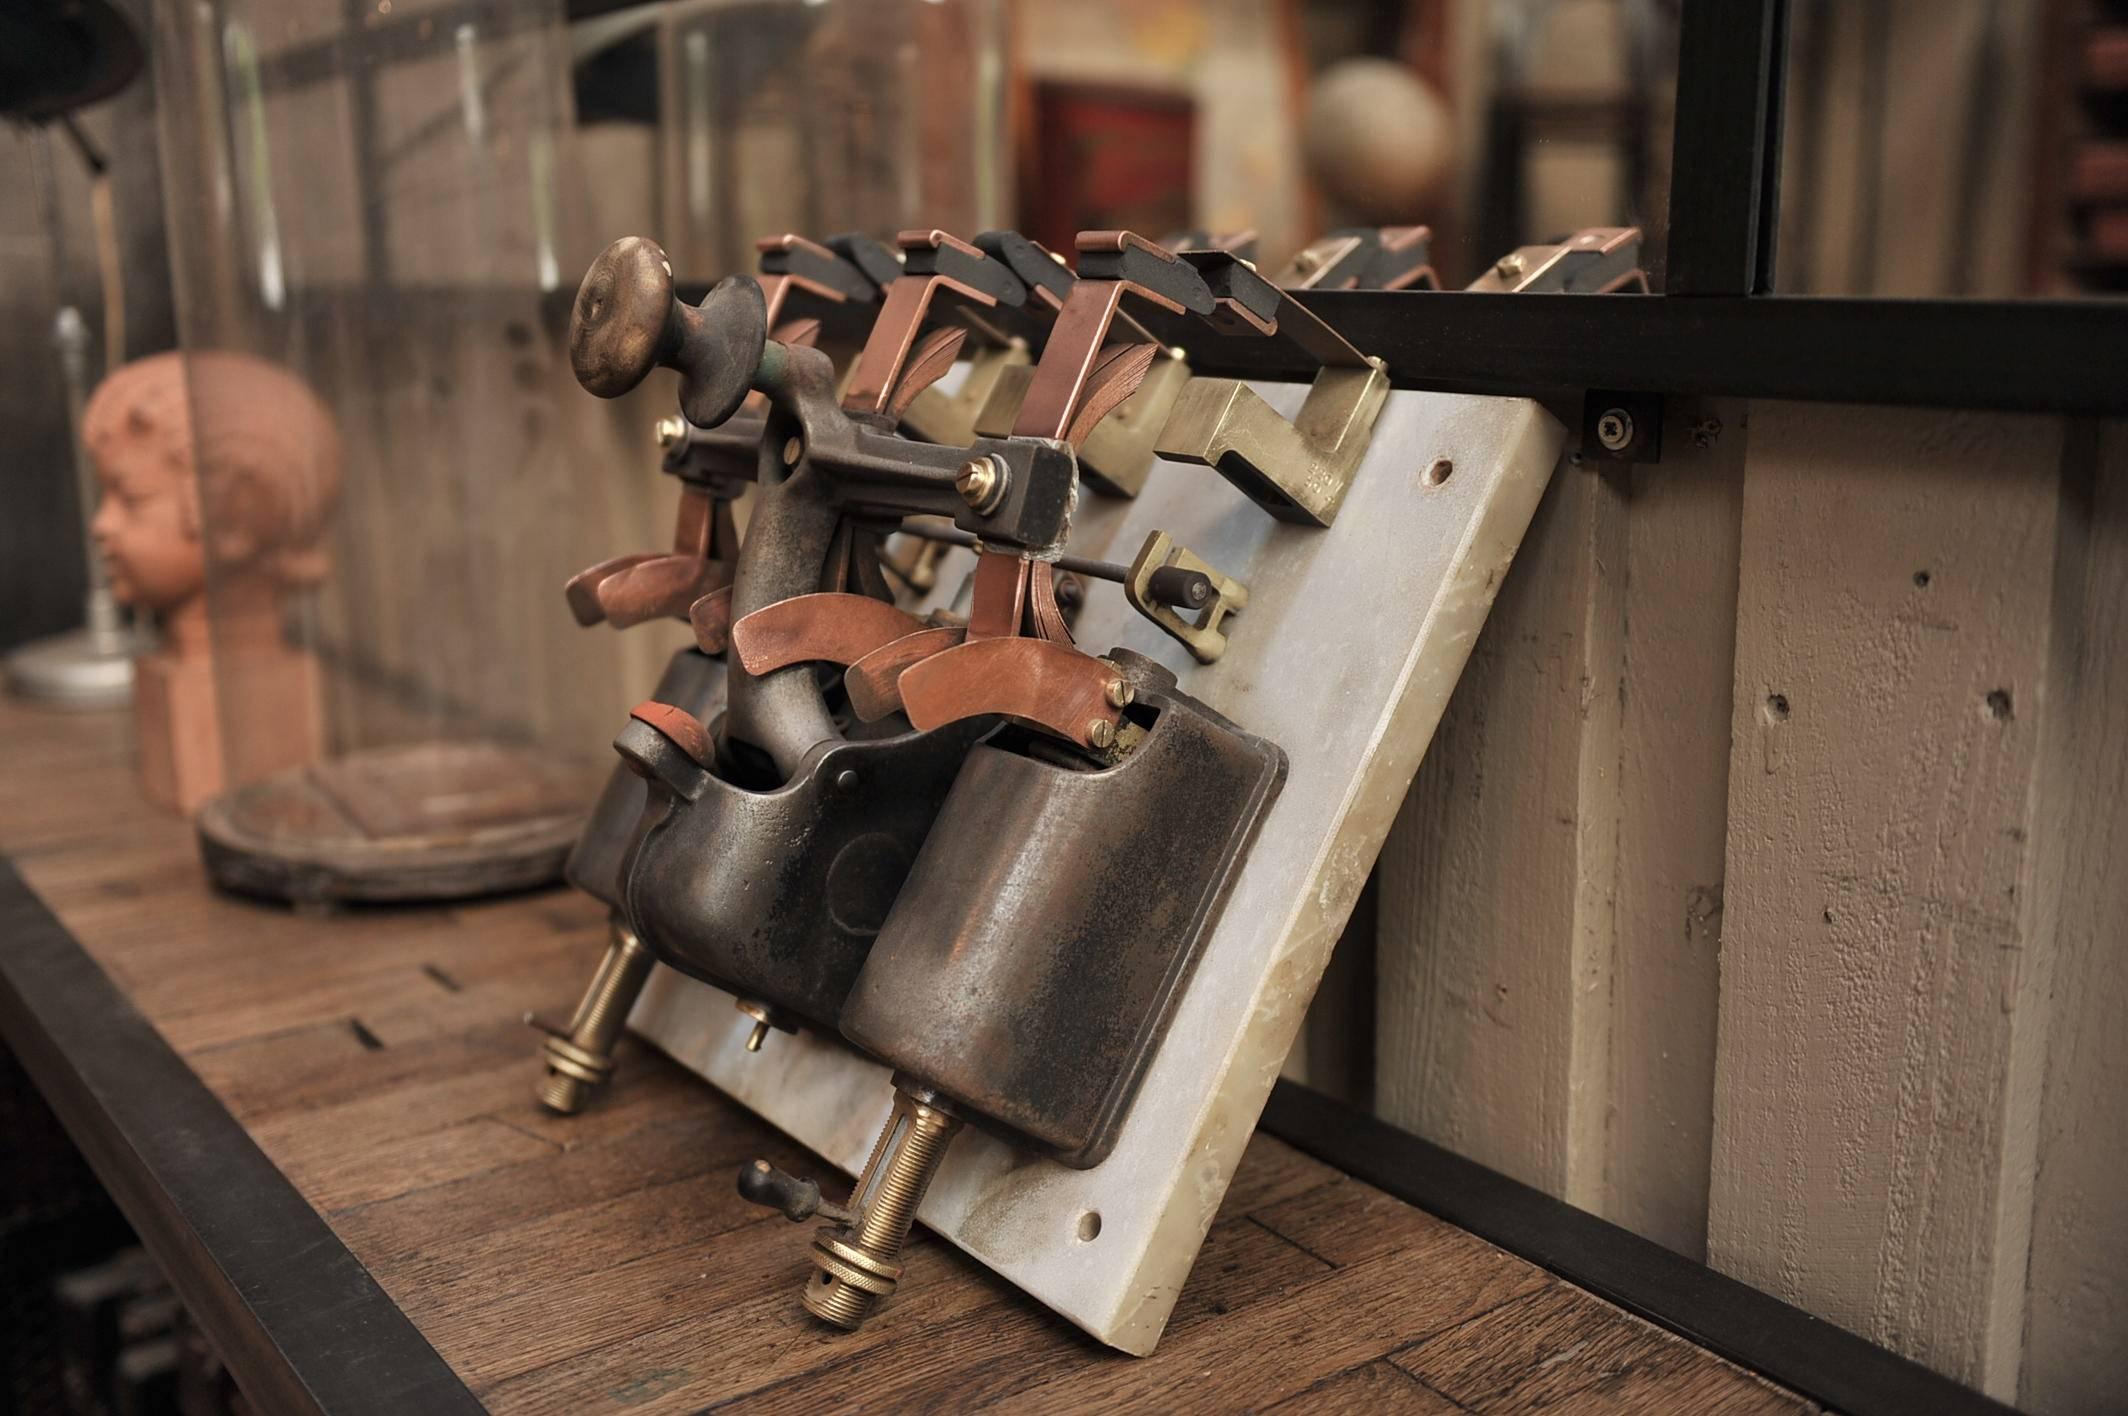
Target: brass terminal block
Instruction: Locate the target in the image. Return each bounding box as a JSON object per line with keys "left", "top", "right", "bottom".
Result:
{"left": 533, "top": 918, "right": 655, "bottom": 1114}
{"left": 1151, "top": 249, "right": 1390, "bottom": 526}
{"left": 1155, "top": 358, "right": 1388, "bottom": 527}
{"left": 1126, "top": 531, "right": 1247, "bottom": 663}
{"left": 739, "top": 1082, "right": 963, "bottom": 1331}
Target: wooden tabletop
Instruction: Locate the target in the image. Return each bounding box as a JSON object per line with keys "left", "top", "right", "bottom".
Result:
{"left": 0, "top": 697, "right": 1820, "bottom": 1414}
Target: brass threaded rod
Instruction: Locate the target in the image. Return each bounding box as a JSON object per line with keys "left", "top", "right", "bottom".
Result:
{"left": 537, "top": 921, "right": 654, "bottom": 1114}
{"left": 802, "top": 1087, "right": 961, "bottom": 1330}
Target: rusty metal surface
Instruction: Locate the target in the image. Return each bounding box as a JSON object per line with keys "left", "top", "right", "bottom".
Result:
{"left": 612, "top": 713, "right": 991, "bottom": 1029}
{"left": 840, "top": 650, "right": 1286, "bottom": 1166}
{"left": 896, "top": 636, "right": 1122, "bottom": 750}
{"left": 565, "top": 648, "right": 726, "bottom": 907}
{"left": 728, "top": 593, "right": 925, "bottom": 675}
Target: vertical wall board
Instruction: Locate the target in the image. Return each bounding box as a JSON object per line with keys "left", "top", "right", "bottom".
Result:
{"left": 2020, "top": 423, "right": 2128, "bottom": 1416}
{"left": 1708, "top": 402, "right": 2066, "bottom": 1397}
{"left": 1376, "top": 462, "right": 1627, "bottom": 1205}
{"left": 1602, "top": 398, "right": 1748, "bottom": 1259}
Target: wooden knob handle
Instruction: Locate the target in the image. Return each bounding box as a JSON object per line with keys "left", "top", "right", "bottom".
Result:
{"left": 570, "top": 237, "right": 769, "bottom": 431}
{"left": 570, "top": 236, "right": 678, "bottom": 398}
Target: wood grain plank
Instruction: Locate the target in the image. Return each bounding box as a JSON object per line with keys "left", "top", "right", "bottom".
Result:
{"left": 1376, "top": 464, "right": 1627, "bottom": 1206}
{"left": 1710, "top": 402, "right": 2066, "bottom": 1397}
{"left": 1, "top": 694, "right": 1824, "bottom": 1413}
{"left": 1393, "top": 1282, "right": 1816, "bottom": 1414}
{"left": 1268, "top": 1360, "right": 1466, "bottom": 1414}
{"left": 2019, "top": 423, "right": 2128, "bottom": 1412}
{"left": 1602, "top": 397, "right": 1748, "bottom": 1259}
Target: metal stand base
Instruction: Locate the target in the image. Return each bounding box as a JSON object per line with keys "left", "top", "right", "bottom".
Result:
{"left": 4, "top": 624, "right": 149, "bottom": 711}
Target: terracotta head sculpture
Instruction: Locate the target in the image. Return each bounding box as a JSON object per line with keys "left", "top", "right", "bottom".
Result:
{"left": 85, "top": 351, "right": 343, "bottom": 615}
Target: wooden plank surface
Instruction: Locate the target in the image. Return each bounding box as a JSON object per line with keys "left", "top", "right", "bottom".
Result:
{"left": 2019, "top": 423, "right": 2128, "bottom": 1414}
{"left": 0, "top": 697, "right": 1816, "bottom": 1414}
{"left": 1375, "top": 457, "right": 1627, "bottom": 1206}
{"left": 1374, "top": 395, "right": 1749, "bottom": 1264}
{"left": 1709, "top": 402, "right": 2068, "bottom": 1400}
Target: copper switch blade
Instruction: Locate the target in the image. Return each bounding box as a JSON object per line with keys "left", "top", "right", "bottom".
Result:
{"left": 843, "top": 625, "right": 967, "bottom": 722}
{"left": 729, "top": 592, "right": 927, "bottom": 675}
{"left": 565, "top": 551, "right": 660, "bottom": 626}
{"left": 597, "top": 555, "right": 734, "bottom": 630}
{"left": 897, "top": 636, "right": 1124, "bottom": 749}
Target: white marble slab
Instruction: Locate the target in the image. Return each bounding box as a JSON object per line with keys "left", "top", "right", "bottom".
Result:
{"left": 631, "top": 383, "right": 1565, "bottom": 1353}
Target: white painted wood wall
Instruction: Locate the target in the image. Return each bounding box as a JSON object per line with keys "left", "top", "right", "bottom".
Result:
{"left": 1321, "top": 399, "right": 2128, "bottom": 1413}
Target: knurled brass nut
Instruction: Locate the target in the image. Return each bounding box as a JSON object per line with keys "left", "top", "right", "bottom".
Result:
{"left": 956, "top": 455, "right": 1008, "bottom": 514}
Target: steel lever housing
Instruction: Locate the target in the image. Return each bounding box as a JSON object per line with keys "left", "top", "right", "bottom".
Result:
{"left": 612, "top": 703, "right": 990, "bottom": 1029}
{"left": 839, "top": 649, "right": 1287, "bottom": 1167}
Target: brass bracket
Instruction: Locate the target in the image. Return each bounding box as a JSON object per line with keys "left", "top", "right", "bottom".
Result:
{"left": 1151, "top": 248, "right": 1390, "bottom": 525}
{"left": 1464, "top": 226, "right": 1649, "bottom": 294}
{"left": 1125, "top": 531, "right": 1248, "bottom": 663}
{"left": 1155, "top": 356, "right": 1389, "bottom": 526}
{"left": 1273, "top": 225, "right": 1438, "bottom": 291}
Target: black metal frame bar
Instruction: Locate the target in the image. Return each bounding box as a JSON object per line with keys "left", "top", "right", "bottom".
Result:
{"left": 1259, "top": 1083, "right": 2017, "bottom": 1416}
{"left": 0, "top": 861, "right": 482, "bottom": 1416}
{"left": 669, "top": 0, "right": 2117, "bottom": 417}
{"left": 1666, "top": 0, "right": 1789, "bottom": 295}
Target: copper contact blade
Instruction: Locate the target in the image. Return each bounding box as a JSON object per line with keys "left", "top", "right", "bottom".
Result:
{"left": 729, "top": 592, "right": 927, "bottom": 675}
{"left": 597, "top": 555, "right": 734, "bottom": 629}
{"left": 564, "top": 551, "right": 661, "bottom": 626}
{"left": 843, "top": 625, "right": 967, "bottom": 721}
{"left": 897, "top": 636, "right": 1124, "bottom": 749}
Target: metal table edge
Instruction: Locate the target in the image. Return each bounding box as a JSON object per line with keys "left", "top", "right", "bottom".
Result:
{"left": 0, "top": 856, "right": 485, "bottom": 1416}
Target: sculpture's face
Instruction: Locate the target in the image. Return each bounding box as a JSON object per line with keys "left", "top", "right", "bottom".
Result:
{"left": 89, "top": 435, "right": 205, "bottom": 611}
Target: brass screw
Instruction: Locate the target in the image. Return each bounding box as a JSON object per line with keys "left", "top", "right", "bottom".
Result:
{"left": 1087, "top": 719, "right": 1118, "bottom": 750}
{"left": 535, "top": 919, "right": 655, "bottom": 1114}
{"left": 802, "top": 1085, "right": 962, "bottom": 1330}
{"left": 1291, "top": 247, "right": 1322, "bottom": 273}
{"left": 654, "top": 415, "right": 688, "bottom": 449}
{"left": 735, "top": 997, "right": 785, "bottom": 1053}
{"left": 782, "top": 434, "right": 804, "bottom": 466}
{"left": 1494, "top": 252, "right": 1526, "bottom": 280}
{"left": 956, "top": 455, "right": 1007, "bottom": 514}
{"left": 1102, "top": 672, "right": 1133, "bottom": 710}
